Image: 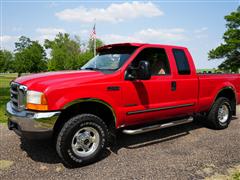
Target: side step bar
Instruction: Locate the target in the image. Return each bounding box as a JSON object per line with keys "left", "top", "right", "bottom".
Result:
{"left": 122, "top": 117, "right": 194, "bottom": 135}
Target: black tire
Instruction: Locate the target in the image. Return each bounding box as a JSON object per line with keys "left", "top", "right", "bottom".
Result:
{"left": 207, "top": 97, "right": 232, "bottom": 129}
{"left": 56, "top": 114, "right": 108, "bottom": 167}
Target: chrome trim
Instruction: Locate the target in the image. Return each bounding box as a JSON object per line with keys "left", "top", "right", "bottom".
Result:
{"left": 127, "top": 103, "right": 195, "bottom": 115}
{"left": 6, "top": 102, "right": 60, "bottom": 134}
{"left": 71, "top": 127, "right": 100, "bottom": 157}
{"left": 122, "top": 117, "right": 193, "bottom": 135}
{"left": 10, "top": 82, "right": 27, "bottom": 111}
{"left": 10, "top": 89, "right": 18, "bottom": 95}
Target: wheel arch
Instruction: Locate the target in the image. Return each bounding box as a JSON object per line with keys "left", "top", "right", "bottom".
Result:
{"left": 53, "top": 98, "right": 117, "bottom": 137}
{"left": 212, "top": 86, "right": 237, "bottom": 115}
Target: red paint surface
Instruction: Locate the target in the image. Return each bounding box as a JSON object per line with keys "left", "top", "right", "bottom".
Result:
{"left": 15, "top": 43, "right": 240, "bottom": 128}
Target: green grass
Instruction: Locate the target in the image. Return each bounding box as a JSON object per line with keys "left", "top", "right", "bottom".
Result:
{"left": 232, "top": 171, "right": 240, "bottom": 180}
{"left": 0, "top": 74, "right": 17, "bottom": 123}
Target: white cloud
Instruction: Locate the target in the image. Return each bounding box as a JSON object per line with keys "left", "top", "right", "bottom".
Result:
{"left": 36, "top": 27, "right": 66, "bottom": 35}
{"left": 195, "top": 34, "right": 208, "bottom": 39}
{"left": 0, "top": 35, "right": 18, "bottom": 43}
{"left": 101, "top": 34, "right": 143, "bottom": 44}
{"left": 0, "top": 35, "right": 19, "bottom": 50}
{"left": 55, "top": 1, "right": 163, "bottom": 23}
{"left": 193, "top": 27, "right": 208, "bottom": 39}
{"left": 35, "top": 27, "right": 66, "bottom": 44}
{"left": 38, "top": 34, "right": 56, "bottom": 42}
{"left": 194, "top": 27, "right": 208, "bottom": 33}
{"left": 101, "top": 28, "right": 187, "bottom": 44}
{"left": 138, "top": 28, "right": 186, "bottom": 41}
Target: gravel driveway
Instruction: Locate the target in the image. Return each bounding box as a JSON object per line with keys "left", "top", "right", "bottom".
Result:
{"left": 1, "top": 106, "right": 240, "bottom": 180}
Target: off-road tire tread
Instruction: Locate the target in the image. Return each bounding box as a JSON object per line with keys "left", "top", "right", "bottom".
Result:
{"left": 56, "top": 114, "right": 108, "bottom": 167}
{"left": 207, "top": 97, "right": 232, "bottom": 130}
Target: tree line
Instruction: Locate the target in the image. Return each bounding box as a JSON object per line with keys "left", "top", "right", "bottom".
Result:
{"left": 208, "top": 6, "right": 239, "bottom": 72}
{"left": 0, "top": 6, "right": 239, "bottom": 75}
{"left": 0, "top": 33, "right": 103, "bottom": 76}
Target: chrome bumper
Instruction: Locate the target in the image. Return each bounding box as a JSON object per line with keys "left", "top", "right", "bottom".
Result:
{"left": 6, "top": 102, "right": 61, "bottom": 139}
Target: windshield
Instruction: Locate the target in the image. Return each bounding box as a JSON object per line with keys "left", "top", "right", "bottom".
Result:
{"left": 81, "top": 46, "right": 137, "bottom": 73}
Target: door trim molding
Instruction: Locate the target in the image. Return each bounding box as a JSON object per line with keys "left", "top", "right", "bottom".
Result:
{"left": 127, "top": 103, "right": 195, "bottom": 115}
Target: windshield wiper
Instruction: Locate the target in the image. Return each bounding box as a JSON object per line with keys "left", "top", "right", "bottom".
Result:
{"left": 81, "top": 67, "right": 99, "bottom": 71}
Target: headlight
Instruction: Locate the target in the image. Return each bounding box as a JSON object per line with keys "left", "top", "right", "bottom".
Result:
{"left": 26, "top": 90, "right": 48, "bottom": 111}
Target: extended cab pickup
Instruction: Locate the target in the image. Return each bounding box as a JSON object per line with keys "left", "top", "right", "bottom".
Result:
{"left": 6, "top": 43, "right": 240, "bottom": 166}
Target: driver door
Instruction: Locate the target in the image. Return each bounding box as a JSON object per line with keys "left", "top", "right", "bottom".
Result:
{"left": 122, "top": 47, "right": 177, "bottom": 125}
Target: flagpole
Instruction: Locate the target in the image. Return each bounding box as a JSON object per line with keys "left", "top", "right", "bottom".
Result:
{"left": 94, "top": 36, "right": 96, "bottom": 57}
{"left": 93, "top": 19, "right": 96, "bottom": 57}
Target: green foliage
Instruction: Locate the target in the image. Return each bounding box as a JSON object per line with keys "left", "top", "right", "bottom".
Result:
{"left": 0, "top": 74, "right": 17, "bottom": 123}
{"left": 88, "top": 38, "right": 104, "bottom": 53}
{"left": 78, "top": 51, "right": 94, "bottom": 67}
{"left": 0, "top": 50, "right": 13, "bottom": 72}
{"left": 45, "top": 33, "right": 81, "bottom": 71}
{"left": 1, "top": 33, "right": 105, "bottom": 73}
{"left": 14, "top": 36, "right": 47, "bottom": 76}
{"left": 208, "top": 6, "right": 240, "bottom": 72}
{"left": 45, "top": 33, "right": 104, "bottom": 70}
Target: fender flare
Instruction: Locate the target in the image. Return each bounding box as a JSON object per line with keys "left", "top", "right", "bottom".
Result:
{"left": 210, "top": 86, "right": 237, "bottom": 115}
{"left": 63, "top": 98, "right": 117, "bottom": 123}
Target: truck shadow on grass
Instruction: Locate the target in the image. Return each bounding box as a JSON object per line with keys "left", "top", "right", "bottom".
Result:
{"left": 19, "top": 118, "right": 212, "bottom": 166}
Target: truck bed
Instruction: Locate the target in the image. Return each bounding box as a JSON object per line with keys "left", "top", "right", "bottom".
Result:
{"left": 197, "top": 73, "right": 240, "bottom": 113}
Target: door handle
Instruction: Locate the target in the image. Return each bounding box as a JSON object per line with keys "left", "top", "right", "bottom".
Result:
{"left": 171, "top": 81, "right": 177, "bottom": 91}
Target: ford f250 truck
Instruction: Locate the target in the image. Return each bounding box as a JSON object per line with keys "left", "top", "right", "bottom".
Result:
{"left": 6, "top": 43, "right": 240, "bottom": 167}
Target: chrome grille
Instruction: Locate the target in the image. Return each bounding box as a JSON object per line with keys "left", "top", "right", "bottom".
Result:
{"left": 10, "top": 82, "right": 27, "bottom": 111}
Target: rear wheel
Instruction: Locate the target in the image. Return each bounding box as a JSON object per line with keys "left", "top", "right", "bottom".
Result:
{"left": 207, "top": 97, "right": 232, "bottom": 129}
{"left": 56, "top": 114, "right": 108, "bottom": 167}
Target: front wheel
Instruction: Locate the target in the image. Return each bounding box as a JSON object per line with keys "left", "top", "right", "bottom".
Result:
{"left": 207, "top": 97, "right": 232, "bottom": 129}
{"left": 56, "top": 114, "right": 108, "bottom": 167}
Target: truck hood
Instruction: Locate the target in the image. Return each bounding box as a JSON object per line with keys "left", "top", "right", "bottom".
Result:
{"left": 15, "top": 70, "right": 105, "bottom": 92}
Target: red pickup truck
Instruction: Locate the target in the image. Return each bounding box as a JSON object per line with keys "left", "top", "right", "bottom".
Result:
{"left": 6, "top": 43, "right": 240, "bottom": 167}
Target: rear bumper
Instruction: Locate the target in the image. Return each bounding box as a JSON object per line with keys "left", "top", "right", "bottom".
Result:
{"left": 6, "top": 102, "right": 61, "bottom": 139}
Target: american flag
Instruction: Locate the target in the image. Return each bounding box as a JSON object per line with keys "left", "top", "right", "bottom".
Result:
{"left": 90, "top": 24, "right": 96, "bottom": 40}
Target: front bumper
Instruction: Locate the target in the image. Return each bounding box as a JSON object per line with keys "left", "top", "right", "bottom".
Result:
{"left": 6, "top": 102, "right": 61, "bottom": 139}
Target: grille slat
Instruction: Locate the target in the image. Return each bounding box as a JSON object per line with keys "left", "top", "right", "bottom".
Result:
{"left": 11, "top": 98, "right": 18, "bottom": 103}
{"left": 10, "top": 82, "right": 27, "bottom": 111}
{"left": 10, "top": 89, "right": 18, "bottom": 95}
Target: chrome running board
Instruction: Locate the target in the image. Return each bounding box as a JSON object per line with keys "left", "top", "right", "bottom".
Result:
{"left": 122, "top": 117, "right": 194, "bottom": 135}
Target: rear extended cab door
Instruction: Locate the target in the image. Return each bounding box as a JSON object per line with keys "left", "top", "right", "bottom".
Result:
{"left": 167, "top": 47, "right": 198, "bottom": 115}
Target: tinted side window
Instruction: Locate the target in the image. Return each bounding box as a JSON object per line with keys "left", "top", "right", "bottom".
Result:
{"left": 173, "top": 49, "right": 191, "bottom": 75}
{"left": 131, "top": 48, "right": 171, "bottom": 75}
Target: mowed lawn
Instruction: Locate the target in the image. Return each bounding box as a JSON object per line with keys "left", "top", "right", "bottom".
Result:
{"left": 0, "top": 73, "right": 17, "bottom": 123}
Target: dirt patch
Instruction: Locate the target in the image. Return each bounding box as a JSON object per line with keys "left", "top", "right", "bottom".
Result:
{"left": 0, "top": 160, "right": 14, "bottom": 170}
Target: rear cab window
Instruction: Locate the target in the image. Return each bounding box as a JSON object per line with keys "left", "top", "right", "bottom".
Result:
{"left": 172, "top": 49, "right": 191, "bottom": 75}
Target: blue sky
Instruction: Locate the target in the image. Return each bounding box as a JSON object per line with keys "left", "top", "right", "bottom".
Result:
{"left": 1, "top": 0, "right": 239, "bottom": 69}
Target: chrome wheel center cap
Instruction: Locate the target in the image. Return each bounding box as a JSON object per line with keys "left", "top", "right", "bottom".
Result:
{"left": 71, "top": 127, "right": 100, "bottom": 157}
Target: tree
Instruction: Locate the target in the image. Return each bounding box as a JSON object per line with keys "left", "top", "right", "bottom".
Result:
{"left": 88, "top": 38, "right": 104, "bottom": 54}
{"left": 78, "top": 51, "right": 95, "bottom": 67}
{"left": 44, "top": 33, "right": 81, "bottom": 71}
{"left": 14, "top": 36, "right": 47, "bottom": 76}
{"left": 0, "top": 50, "right": 13, "bottom": 72}
{"left": 208, "top": 6, "right": 240, "bottom": 72}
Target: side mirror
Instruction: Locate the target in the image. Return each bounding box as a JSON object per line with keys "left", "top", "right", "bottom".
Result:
{"left": 137, "top": 61, "right": 151, "bottom": 80}
{"left": 125, "top": 60, "right": 151, "bottom": 80}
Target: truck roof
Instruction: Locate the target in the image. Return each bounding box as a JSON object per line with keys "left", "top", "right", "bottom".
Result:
{"left": 97, "top": 43, "right": 186, "bottom": 52}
